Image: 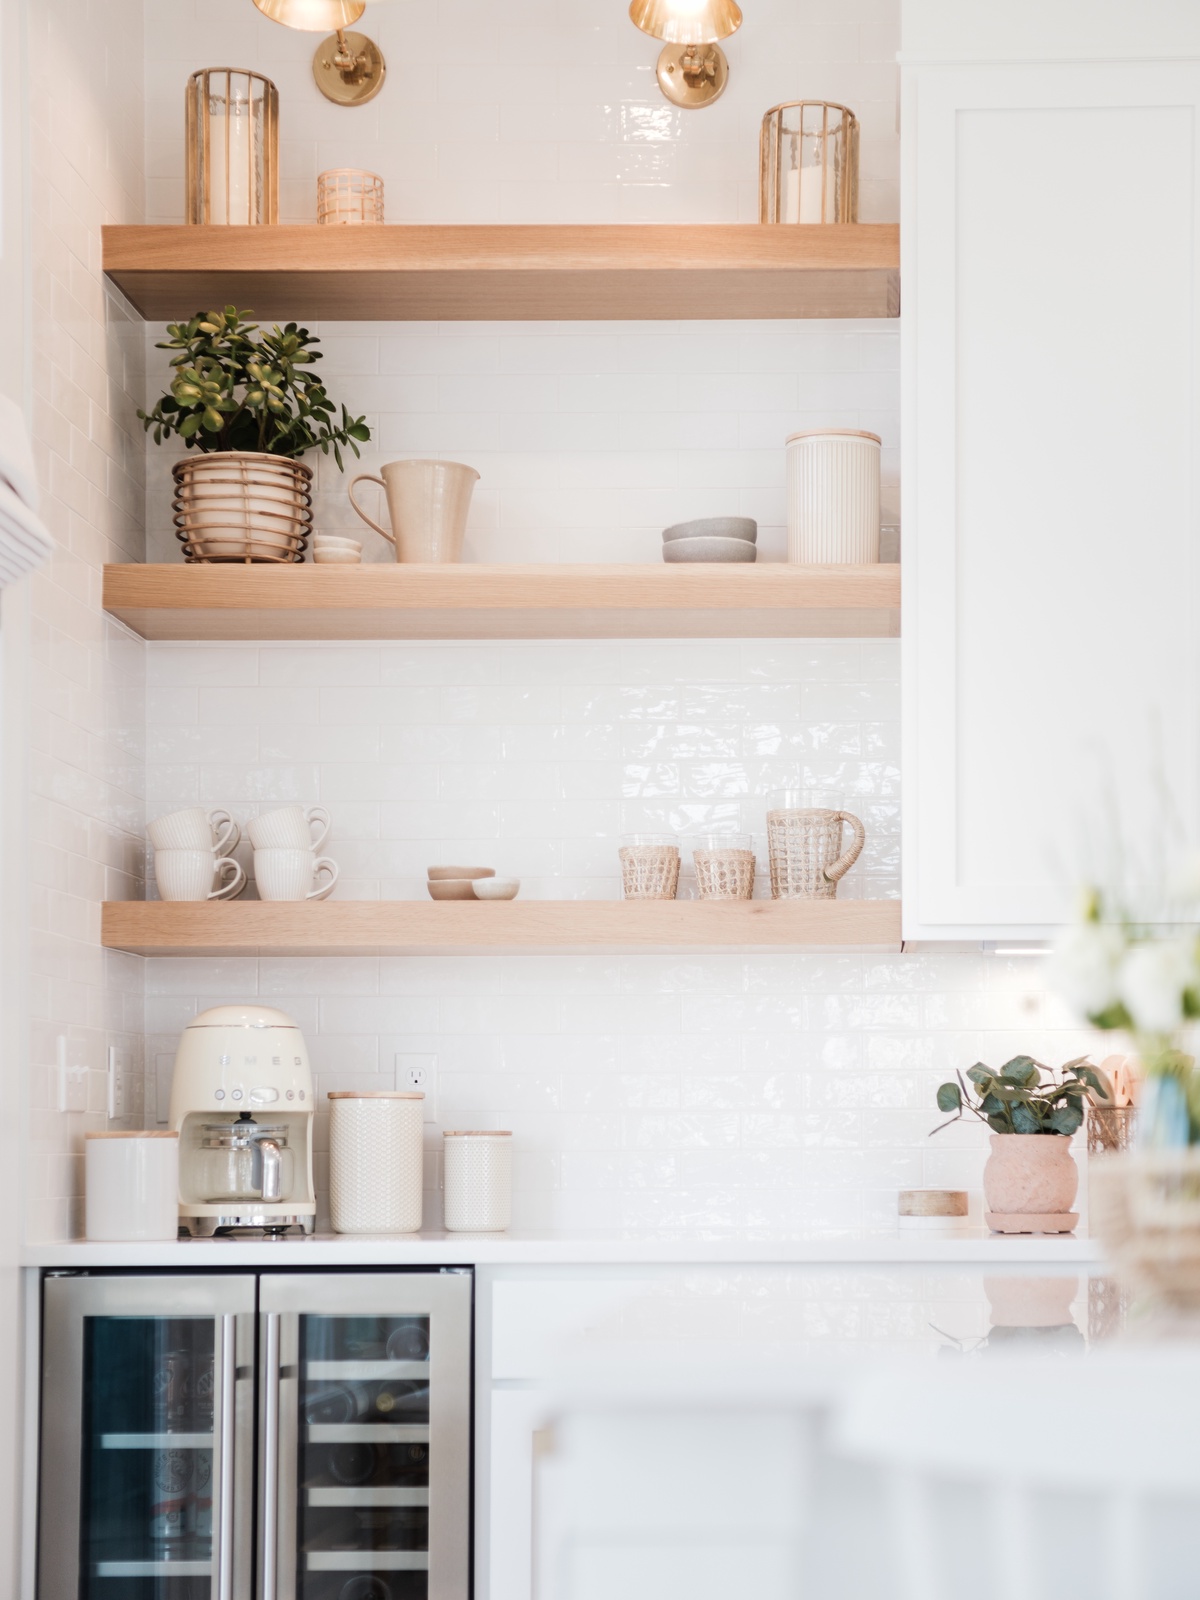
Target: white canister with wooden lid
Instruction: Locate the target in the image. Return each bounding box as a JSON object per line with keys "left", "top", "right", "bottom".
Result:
{"left": 442, "top": 1131, "right": 512, "bottom": 1232}
{"left": 786, "top": 428, "right": 881, "bottom": 564}
{"left": 328, "top": 1091, "right": 424, "bottom": 1234}
{"left": 85, "top": 1131, "right": 180, "bottom": 1241}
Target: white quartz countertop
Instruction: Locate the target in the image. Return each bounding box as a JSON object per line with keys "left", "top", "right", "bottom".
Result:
{"left": 23, "top": 1227, "right": 1106, "bottom": 1269}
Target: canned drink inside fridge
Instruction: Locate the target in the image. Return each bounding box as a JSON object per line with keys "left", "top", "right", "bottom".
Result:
{"left": 193, "top": 1351, "right": 215, "bottom": 1431}
{"left": 151, "top": 1448, "right": 194, "bottom": 1547}
{"left": 191, "top": 1448, "right": 213, "bottom": 1542}
{"left": 152, "top": 1348, "right": 192, "bottom": 1431}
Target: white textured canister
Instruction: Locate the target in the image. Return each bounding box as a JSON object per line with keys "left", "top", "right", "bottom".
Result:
{"left": 443, "top": 1131, "right": 512, "bottom": 1233}
{"left": 85, "top": 1132, "right": 179, "bottom": 1241}
{"left": 328, "top": 1092, "right": 424, "bottom": 1234}
{"left": 786, "top": 429, "right": 880, "bottom": 563}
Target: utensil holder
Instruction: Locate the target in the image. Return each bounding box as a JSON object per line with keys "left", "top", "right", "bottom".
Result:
{"left": 328, "top": 1092, "right": 424, "bottom": 1234}
{"left": 443, "top": 1131, "right": 512, "bottom": 1232}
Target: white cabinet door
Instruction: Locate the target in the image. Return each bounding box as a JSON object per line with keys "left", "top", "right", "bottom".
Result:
{"left": 902, "top": 60, "right": 1200, "bottom": 938}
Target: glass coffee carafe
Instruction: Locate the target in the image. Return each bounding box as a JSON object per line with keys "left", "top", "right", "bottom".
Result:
{"left": 198, "top": 1114, "right": 293, "bottom": 1204}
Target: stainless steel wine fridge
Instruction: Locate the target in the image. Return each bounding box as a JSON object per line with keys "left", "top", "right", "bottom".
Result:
{"left": 38, "top": 1270, "right": 472, "bottom": 1600}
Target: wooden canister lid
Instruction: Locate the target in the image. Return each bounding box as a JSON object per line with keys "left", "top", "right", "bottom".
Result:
{"left": 898, "top": 1189, "right": 968, "bottom": 1218}
{"left": 327, "top": 1091, "right": 424, "bottom": 1100}
{"left": 785, "top": 427, "right": 882, "bottom": 445}
{"left": 85, "top": 1130, "right": 179, "bottom": 1139}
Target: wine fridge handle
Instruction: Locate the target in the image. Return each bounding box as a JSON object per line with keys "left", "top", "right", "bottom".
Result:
{"left": 216, "top": 1314, "right": 237, "bottom": 1600}
{"left": 262, "top": 1311, "right": 281, "bottom": 1599}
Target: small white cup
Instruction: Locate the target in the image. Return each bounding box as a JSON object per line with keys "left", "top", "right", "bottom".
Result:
{"left": 155, "top": 849, "right": 246, "bottom": 902}
{"left": 254, "top": 848, "right": 339, "bottom": 901}
{"left": 248, "top": 805, "right": 331, "bottom": 852}
{"left": 86, "top": 1132, "right": 179, "bottom": 1242}
{"left": 148, "top": 806, "right": 239, "bottom": 855}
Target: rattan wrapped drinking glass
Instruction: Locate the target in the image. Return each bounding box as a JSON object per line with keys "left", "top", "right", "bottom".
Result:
{"left": 318, "top": 167, "right": 385, "bottom": 225}
{"left": 766, "top": 793, "right": 865, "bottom": 900}
{"left": 619, "top": 835, "right": 680, "bottom": 900}
{"left": 691, "top": 834, "right": 755, "bottom": 901}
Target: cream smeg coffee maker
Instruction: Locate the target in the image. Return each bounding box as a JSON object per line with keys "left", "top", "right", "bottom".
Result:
{"left": 169, "top": 1003, "right": 316, "bottom": 1235}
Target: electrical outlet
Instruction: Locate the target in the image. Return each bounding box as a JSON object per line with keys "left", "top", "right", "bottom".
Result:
{"left": 107, "top": 1046, "right": 128, "bottom": 1120}
{"left": 396, "top": 1054, "right": 438, "bottom": 1123}
{"left": 56, "top": 1036, "right": 87, "bottom": 1114}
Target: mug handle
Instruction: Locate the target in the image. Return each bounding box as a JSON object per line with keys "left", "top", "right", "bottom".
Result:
{"left": 308, "top": 857, "right": 339, "bottom": 901}
{"left": 209, "top": 809, "right": 240, "bottom": 857}
{"left": 210, "top": 857, "right": 247, "bottom": 901}
{"left": 306, "top": 806, "right": 332, "bottom": 852}
{"left": 824, "top": 812, "right": 866, "bottom": 884}
{"left": 348, "top": 474, "right": 395, "bottom": 544}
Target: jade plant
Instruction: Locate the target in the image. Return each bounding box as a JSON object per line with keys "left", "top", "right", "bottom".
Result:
{"left": 138, "top": 306, "right": 370, "bottom": 467}
{"left": 931, "top": 1056, "right": 1111, "bottom": 1138}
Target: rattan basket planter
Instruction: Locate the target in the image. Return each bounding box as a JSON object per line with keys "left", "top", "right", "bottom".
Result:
{"left": 173, "top": 451, "right": 313, "bottom": 564}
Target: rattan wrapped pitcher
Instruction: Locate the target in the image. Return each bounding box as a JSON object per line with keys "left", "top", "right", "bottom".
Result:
{"left": 766, "top": 795, "right": 865, "bottom": 899}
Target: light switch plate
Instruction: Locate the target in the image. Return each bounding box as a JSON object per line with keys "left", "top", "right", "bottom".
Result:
{"left": 107, "top": 1046, "right": 128, "bottom": 1120}
{"left": 396, "top": 1054, "right": 438, "bottom": 1123}
{"left": 56, "top": 1036, "right": 87, "bottom": 1114}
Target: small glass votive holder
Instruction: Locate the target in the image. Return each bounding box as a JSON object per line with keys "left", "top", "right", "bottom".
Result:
{"left": 443, "top": 1131, "right": 512, "bottom": 1232}
{"left": 318, "top": 168, "right": 385, "bottom": 225}
{"left": 690, "top": 833, "right": 755, "bottom": 900}
{"left": 618, "top": 834, "right": 680, "bottom": 900}
{"left": 1087, "top": 1105, "right": 1137, "bottom": 1155}
{"left": 760, "top": 100, "right": 859, "bottom": 224}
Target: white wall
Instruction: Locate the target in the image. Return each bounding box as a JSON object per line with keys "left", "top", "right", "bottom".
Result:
{"left": 130, "top": 0, "right": 1104, "bottom": 1233}
{"left": 21, "top": 0, "right": 147, "bottom": 1243}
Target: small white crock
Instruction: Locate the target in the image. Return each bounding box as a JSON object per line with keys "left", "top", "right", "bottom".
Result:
{"left": 329, "top": 1092, "right": 424, "bottom": 1234}
{"left": 85, "top": 1132, "right": 179, "bottom": 1241}
{"left": 442, "top": 1131, "right": 512, "bottom": 1232}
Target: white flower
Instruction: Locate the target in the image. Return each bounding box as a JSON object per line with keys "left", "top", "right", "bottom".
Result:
{"left": 1117, "top": 939, "right": 1199, "bottom": 1034}
{"left": 1047, "top": 922, "right": 1125, "bottom": 1016}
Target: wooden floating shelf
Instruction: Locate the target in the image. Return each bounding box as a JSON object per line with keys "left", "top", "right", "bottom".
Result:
{"left": 101, "top": 899, "right": 902, "bottom": 957}
{"left": 104, "top": 563, "right": 899, "bottom": 642}
{"left": 102, "top": 224, "right": 900, "bottom": 322}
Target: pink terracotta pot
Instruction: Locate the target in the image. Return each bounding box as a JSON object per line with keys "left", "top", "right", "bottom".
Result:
{"left": 983, "top": 1134, "right": 1079, "bottom": 1216}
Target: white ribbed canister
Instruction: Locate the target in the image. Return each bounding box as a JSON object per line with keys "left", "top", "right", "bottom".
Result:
{"left": 786, "top": 429, "right": 880, "bottom": 563}
{"left": 328, "top": 1092, "right": 424, "bottom": 1234}
{"left": 442, "top": 1131, "right": 513, "bottom": 1232}
{"left": 85, "top": 1132, "right": 179, "bottom": 1241}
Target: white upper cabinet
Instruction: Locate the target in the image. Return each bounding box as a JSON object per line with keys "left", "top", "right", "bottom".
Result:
{"left": 901, "top": 30, "right": 1200, "bottom": 939}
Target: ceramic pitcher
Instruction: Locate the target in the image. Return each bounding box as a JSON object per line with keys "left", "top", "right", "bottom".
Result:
{"left": 348, "top": 458, "right": 479, "bottom": 563}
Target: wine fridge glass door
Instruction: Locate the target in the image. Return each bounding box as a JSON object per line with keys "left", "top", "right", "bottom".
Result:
{"left": 39, "top": 1275, "right": 257, "bottom": 1600}
{"left": 260, "top": 1273, "right": 471, "bottom": 1600}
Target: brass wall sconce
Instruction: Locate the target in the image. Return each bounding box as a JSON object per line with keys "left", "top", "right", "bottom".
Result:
{"left": 629, "top": 0, "right": 742, "bottom": 110}
{"left": 253, "top": 0, "right": 386, "bottom": 106}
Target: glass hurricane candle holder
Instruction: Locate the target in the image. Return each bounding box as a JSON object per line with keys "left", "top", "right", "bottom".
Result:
{"left": 186, "top": 68, "right": 279, "bottom": 225}
{"left": 318, "top": 167, "right": 385, "bottom": 225}
{"left": 760, "top": 100, "right": 858, "bottom": 224}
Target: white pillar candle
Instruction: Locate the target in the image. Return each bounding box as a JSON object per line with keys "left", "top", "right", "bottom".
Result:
{"left": 209, "top": 91, "right": 253, "bottom": 225}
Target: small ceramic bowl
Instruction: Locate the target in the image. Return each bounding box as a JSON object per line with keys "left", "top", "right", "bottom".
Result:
{"left": 312, "top": 548, "right": 363, "bottom": 565}
{"left": 427, "top": 866, "right": 495, "bottom": 881}
{"left": 314, "top": 535, "right": 363, "bottom": 550}
{"left": 663, "top": 516, "right": 757, "bottom": 545}
{"left": 427, "top": 879, "right": 479, "bottom": 900}
{"left": 662, "top": 536, "right": 757, "bottom": 564}
{"left": 472, "top": 877, "right": 520, "bottom": 900}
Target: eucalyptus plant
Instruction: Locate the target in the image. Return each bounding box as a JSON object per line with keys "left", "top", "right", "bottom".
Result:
{"left": 931, "top": 1056, "right": 1111, "bottom": 1138}
{"left": 138, "top": 307, "right": 370, "bottom": 467}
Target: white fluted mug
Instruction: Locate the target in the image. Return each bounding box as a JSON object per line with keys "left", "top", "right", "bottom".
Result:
{"left": 254, "top": 848, "right": 338, "bottom": 901}
{"left": 148, "top": 806, "right": 239, "bottom": 855}
{"left": 155, "top": 849, "right": 246, "bottom": 902}
{"left": 248, "top": 804, "right": 331, "bottom": 852}
{"left": 442, "top": 1131, "right": 512, "bottom": 1232}
{"left": 329, "top": 1092, "right": 424, "bottom": 1234}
